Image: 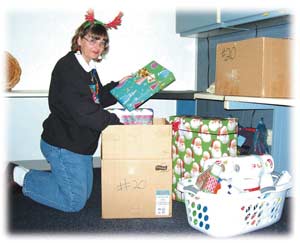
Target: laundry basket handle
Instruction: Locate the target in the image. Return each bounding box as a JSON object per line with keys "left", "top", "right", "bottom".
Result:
{"left": 272, "top": 171, "right": 292, "bottom": 192}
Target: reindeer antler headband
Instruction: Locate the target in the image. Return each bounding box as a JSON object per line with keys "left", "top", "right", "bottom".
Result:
{"left": 83, "top": 9, "right": 123, "bottom": 30}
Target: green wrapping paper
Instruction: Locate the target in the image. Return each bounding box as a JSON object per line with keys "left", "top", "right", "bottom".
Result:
{"left": 169, "top": 115, "right": 238, "bottom": 202}
{"left": 110, "top": 60, "right": 175, "bottom": 111}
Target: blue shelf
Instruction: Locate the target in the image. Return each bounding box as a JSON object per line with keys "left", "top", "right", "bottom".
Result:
{"left": 194, "top": 92, "right": 295, "bottom": 108}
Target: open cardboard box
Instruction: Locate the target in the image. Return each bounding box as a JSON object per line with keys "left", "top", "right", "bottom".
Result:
{"left": 101, "top": 118, "right": 173, "bottom": 219}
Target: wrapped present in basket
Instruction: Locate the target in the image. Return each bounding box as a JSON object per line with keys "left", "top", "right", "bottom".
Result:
{"left": 107, "top": 108, "right": 154, "bottom": 125}
{"left": 110, "top": 60, "right": 175, "bottom": 111}
{"left": 169, "top": 115, "right": 238, "bottom": 202}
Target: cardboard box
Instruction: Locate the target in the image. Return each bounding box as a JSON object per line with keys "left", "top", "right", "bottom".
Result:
{"left": 101, "top": 118, "right": 172, "bottom": 218}
{"left": 215, "top": 37, "right": 291, "bottom": 98}
{"left": 169, "top": 116, "right": 238, "bottom": 202}
{"left": 110, "top": 60, "right": 176, "bottom": 111}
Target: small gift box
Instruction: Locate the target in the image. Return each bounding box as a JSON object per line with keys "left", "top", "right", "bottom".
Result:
{"left": 108, "top": 108, "right": 154, "bottom": 125}
{"left": 110, "top": 61, "right": 175, "bottom": 111}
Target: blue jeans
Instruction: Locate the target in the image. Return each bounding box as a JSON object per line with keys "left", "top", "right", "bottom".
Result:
{"left": 23, "top": 139, "right": 93, "bottom": 212}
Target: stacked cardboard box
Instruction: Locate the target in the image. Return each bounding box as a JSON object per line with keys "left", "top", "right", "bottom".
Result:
{"left": 101, "top": 118, "right": 173, "bottom": 218}
{"left": 215, "top": 37, "right": 292, "bottom": 98}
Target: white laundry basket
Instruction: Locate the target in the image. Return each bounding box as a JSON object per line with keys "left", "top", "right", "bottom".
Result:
{"left": 179, "top": 175, "right": 292, "bottom": 237}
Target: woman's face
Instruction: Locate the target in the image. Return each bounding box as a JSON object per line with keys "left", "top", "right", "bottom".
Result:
{"left": 77, "top": 33, "right": 108, "bottom": 63}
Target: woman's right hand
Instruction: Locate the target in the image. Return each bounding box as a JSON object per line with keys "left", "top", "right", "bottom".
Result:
{"left": 119, "top": 75, "right": 132, "bottom": 85}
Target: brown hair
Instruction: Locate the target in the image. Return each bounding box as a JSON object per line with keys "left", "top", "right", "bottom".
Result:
{"left": 71, "top": 22, "right": 110, "bottom": 56}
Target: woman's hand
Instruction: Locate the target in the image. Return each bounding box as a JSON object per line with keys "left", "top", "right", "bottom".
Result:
{"left": 119, "top": 75, "right": 132, "bottom": 85}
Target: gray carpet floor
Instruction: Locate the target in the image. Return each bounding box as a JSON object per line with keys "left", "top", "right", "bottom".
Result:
{"left": 7, "top": 168, "right": 293, "bottom": 238}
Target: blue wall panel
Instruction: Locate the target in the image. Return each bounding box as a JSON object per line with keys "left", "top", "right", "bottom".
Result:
{"left": 176, "top": 100, "right": 196, "bottom": 116}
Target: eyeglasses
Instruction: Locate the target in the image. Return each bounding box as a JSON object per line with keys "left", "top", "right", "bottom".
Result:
{"left": 83, "top": 35, "right": 108, "bottom": 48}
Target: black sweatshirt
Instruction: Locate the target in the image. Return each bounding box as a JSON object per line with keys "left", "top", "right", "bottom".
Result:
{"left": 41, "top": 51, "right": 121, "bottom": 155}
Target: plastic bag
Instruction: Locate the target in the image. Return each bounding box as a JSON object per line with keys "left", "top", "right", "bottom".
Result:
{"left": 238, "top": 117, "right": 270, "bottom": 155}
{"left": 253, "top": 117, "right": 270, "bottom": 155}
